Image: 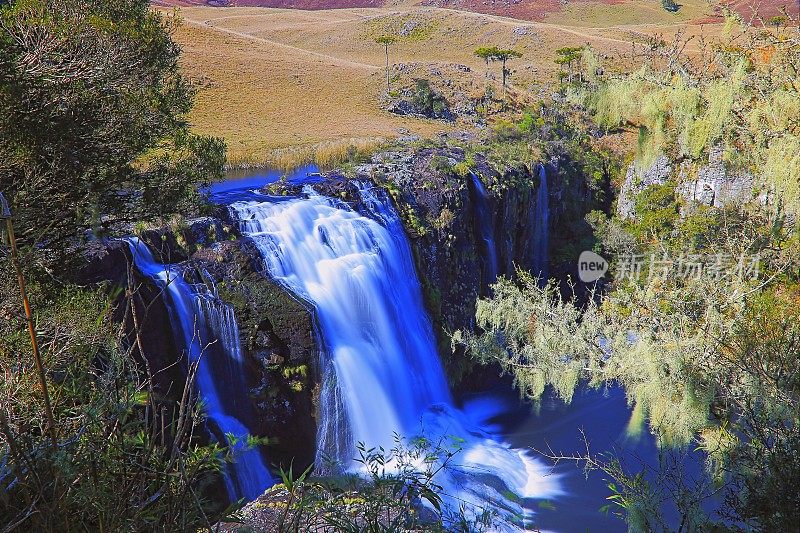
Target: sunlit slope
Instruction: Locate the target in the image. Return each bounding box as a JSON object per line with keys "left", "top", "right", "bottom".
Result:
{"left": 166, "top": 5, "right": 725, "bottom": 164}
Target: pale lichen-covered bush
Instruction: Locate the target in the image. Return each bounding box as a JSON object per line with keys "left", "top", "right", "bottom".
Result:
{"left": 578, "top": 16, "right": 800, "bottom": 217}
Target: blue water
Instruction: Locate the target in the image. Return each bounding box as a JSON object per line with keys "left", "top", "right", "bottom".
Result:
{"left": 490, "top": 385, "right": 651, "bottom": 531}
{"left": 210, "top": 164, "right": 320, "bottom": 194}
{"left": 474, "top": 383, "right": 714, "bottom": 532}
{"left": 226, "top": 182, "right": 562, "bottom": 529}
{"left": 125, "top": 238, "right": 275, "bottom": 502}
{"left": 532, "top": 164, "right": 550, "bottom": 281}
{"left": 207, "top": 164, "right": 321, "bottom": 205}
{"left": 469, "top": 172, "right": 500, "bottom": 288}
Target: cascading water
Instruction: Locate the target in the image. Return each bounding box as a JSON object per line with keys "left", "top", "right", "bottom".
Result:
{"left": 125, "top": 238, "right": 275, "bottom": 502}
{"left": 469, "top": 172, "right": 500, "bottom": 287}
{"left": 228, "top": 185, "right": 560, "bottom": 528}
{"left": 532, "top": 164, "right": 550, "bottom": 281}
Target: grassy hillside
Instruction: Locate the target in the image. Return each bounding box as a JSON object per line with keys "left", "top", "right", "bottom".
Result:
{"left": 163, "top": 3, "right": 728, "bottom": 165}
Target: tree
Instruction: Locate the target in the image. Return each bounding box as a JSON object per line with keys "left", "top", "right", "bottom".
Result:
{"left": 375, "top": 35, "right": 396, "bottom": 94}
{"left": 661, "top": 0, "right": 679, "bottom": 13}
{"left": 474, "top": 46, "right": 500, "bottom": 79}
{"left": 0, "top": 0, "right": 225, "bottom": 259}
{"left": 494, "top": 49, "right": 522, "bottom": 96}
{"left": 555, "top": 46, "right": 584, "bottom": 85}
{"left": 768, "top": 15, "right": 787, "bottom": 28}
{"left": 462, "top": 261, "right": 800, "bottom": 529}
{"left": 473, "top": 46, "right": 521, "bottom": 98}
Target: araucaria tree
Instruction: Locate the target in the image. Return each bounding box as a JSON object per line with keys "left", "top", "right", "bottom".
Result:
{"left": 494, "top": 48, "right": 522, "bottom": 95}
{"left": 554, "top": 46, "right": 584, "bottom": 85}
{"left": 473, "top": 46, "right": 522, "bottom": 97}
{"left": 474, "top": 46, "right": 499, "bottom": 79}
{"left": 0, "top": 0, "right": 225, "bottom": 255}
{"left": 376, "top": 35, "right": 396, "bottom": 94}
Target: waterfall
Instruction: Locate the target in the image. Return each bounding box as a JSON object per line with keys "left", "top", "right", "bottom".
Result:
{"left": 532, "top": 164, "right": 550, "bottom": 281}
{"left": 228, "top": 185, "right": 560, "bottom": 528}
{"left": 469, "top": 172, "right": 499, "bottom": 287}
{"left": 125, "top": 238, "right": 275, "bottom": 502}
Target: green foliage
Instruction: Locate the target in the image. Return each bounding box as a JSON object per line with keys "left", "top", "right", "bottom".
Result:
{"left": 628, "top": 181, "right": 679, "bottom": 240}
{"left": 267, "top": 435, "right": 498, "bottom": 532}
{"left": 767, "top": 15, "right": 787, "bottom": 27}
{"left": 574, "top": 19, "right": 800, "bottom": 216}
{"left": 493, "top": 49, "right": 522, "bottom": 62}
{"left": 517, "top": 111, "right": 545, "bottom": 134}
{"left": 554, "top": 46, "right": 583, "bottom": 67}
{"left": 473, "top": 46, "right": 522, "bottom": 91}
{"left": 452, "top": 153, "right": 476, "bottom": 178}
{"left": 461, "top": 203, "right": 800, "bottom": 528}
{"left": 0, "top": 268, "right": 229, "bottom": 530}
{"left": 674, "top": 204, "right": 722, "bottom": 249}
{"left": 375, "top": 35, "right": 396, "bottom": 45}
{"left": 661, "top": 0, "right": 679, "bottom": 12}
{"left": 412, "top": 78, "right": 450, "bottom": 118}
{"left": 474, "top": 46, "right": 500, "bottom": 62}
{"left": 429, "top": 154, "right": 453, "bottom": 175}
{"left": 0, "top": 0, "right": 225, "bottom": 258}
{"left": 555, "top": 46, "right": 585, "bottom": 87}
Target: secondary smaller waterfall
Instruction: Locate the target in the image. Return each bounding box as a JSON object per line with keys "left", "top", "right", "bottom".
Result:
{"left": 125, "top": 238, "right": 275, "bottom": 502}
{"left": 469, "top": 172, "right": 499, "bottom": 286}
{"left": 532, "top": 164, "right": 550, "bottom": 281}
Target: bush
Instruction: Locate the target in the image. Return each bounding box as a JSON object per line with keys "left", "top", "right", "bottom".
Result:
{"left": 412, "top": 79, "right": 451, "bottom": 119}
{"left": 267, "top": 436, "right": 498, "bottom": 532}
{"left": 0, "top": 268, "right": 229, "bottom": 530}
{"left": 0, "top": 0, "right": 225, "bottom": 258}
{"left": 628, "top": 181, "right": 679, "bottom": 240}
{"left": 661, "top": 0, "right": 679, "bottom": 12}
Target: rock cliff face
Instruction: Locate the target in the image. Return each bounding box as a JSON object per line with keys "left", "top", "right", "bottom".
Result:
{"left": 78, "top": 219, "right": 321, "bottom": 470}
{"left": 368, "top": 149, "right": 546, "bottom": 385}
{"left": 617, "top": 151, "right": 757, "bottom": 219}
{"left": 187, "top": 240, "right": 319, "bottom": 468}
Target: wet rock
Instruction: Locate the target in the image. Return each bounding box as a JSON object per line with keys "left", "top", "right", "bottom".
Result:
{"left": 192, "top": 240, "right": 319, "bottom": 469}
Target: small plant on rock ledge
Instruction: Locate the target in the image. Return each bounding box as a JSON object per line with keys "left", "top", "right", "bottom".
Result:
{"left": 262, "top": 434, "right": 499, "bottom": 533}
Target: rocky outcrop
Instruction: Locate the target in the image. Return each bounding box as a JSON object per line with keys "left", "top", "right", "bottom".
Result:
{"left": 76, "top": 217, "right": 322, "bottom": 471}
{"left": 136, "top": 216, "right": 229, "bottom": 264}
{"left": 677, "top": 151, "right": 755, "bottom": 210}
{"left": 189, "top": 240, "right": 320, "bottom": 469}
{"left": 77, "top": 239, "right": 188, "bottom": 402}
{"left": 356, "top": 148, "right": 548, "bottom": 385}
{"left": 618, "top": 151, "right": 757, "bottom": 219}
{"left": 387, "top": 80, "right": 455, "bottom": 122}
{"left": 617, "top": 155, "right": 672, "bottom": 219}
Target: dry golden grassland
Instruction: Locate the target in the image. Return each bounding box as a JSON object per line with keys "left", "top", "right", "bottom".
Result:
{"left": 163, "top": 4, "right": 724, "bottom": 166}
{"left": 543, "top": 0, "right": 713, "bottom": 27}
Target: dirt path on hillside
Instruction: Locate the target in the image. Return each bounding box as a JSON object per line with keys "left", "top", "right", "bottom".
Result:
{"left": 181, "top": 15, "right": 382, "bottom": 70}
{"left": 183, "top": 4, "right": 705, "bottom": 68}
